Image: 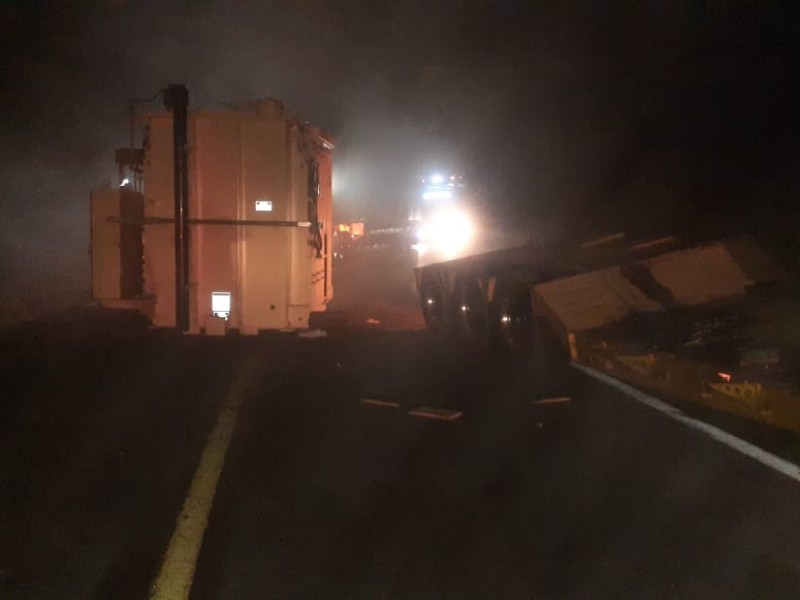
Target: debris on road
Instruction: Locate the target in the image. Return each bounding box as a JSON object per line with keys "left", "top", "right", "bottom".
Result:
{"left": 298, "top": 329, "right": 328, "bottom": 338}
{"left": 684, "top": 314, "right": 745, "bottom": 347}
{"left": 532, "top": 396, "right": 572, "bottom": 405}
{"left": 740, "top": 346, "right": 781, "bottom": 368}
{"left": 408, "top": 406, "right": 463, "bottom": 421}
{"left": 359, "top": 398, "right": 401, "bottom": 409}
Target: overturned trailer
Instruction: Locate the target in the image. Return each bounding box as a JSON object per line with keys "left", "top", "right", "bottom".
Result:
{"left": 90, "top": 86, "right": 334, "bottom": 334}
{"left": 415, "top": 233, "right": 786, "bottom": 358}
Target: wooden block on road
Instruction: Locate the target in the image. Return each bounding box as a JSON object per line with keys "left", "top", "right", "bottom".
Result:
{"left": 359, "top": 398, "right": 401, "bottom": 409}
{"left": 532, "top": 396, "right": 572, "bottom": 406}
{"left": 408, "top": 406, "right": 463, "bottom": 421}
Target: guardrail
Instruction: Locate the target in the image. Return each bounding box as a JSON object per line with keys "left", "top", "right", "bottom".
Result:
{"left": 569, "top": 333, "right": 800, "bottom": 434}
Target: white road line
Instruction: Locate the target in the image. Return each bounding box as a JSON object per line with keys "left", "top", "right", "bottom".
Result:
{"left": 572, "top": 363, "right": 800, "bottom": 485}
{"left": 359, "top": 398, "right": 401, "bottom": 408}
{"left": 150, "top": 366, "right": 255, "bottom": 600}
{"left": 532, "top": 396, "right": 572, "bottom": 405}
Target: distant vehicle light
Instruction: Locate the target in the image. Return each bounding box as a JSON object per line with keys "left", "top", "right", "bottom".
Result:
{"left": 119, "top": 178, "right": 130, "bottom": 187}
{"left": 430, "top": 173, "right": 444, "bottom": 184}
{"left": 422, "top": 189, "right": 452, "bottom": 201}
{"left": 717, "top": 372, "right": 732, "bottom": 382}
{"left": 415, "top": 206, "right": 475, "bottom": 260}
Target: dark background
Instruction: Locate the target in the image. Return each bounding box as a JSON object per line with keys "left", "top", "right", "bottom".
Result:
{"left": 1, "top": 1, "right": 798, "bottom": 318}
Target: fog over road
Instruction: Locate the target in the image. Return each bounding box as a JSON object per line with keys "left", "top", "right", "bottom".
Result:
{"left": 3, "top": 249, "right": 800, "bottom": 599}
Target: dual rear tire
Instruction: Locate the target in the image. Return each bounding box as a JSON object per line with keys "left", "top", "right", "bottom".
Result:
{"left": 420, "top": 272, "right": 558, "bottom": 361}
{"left": 419, "top": 271, "right": 493, "bottom": 345}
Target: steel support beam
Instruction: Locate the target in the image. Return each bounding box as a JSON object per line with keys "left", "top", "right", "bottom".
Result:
{"left": 163, "top": 84, "right": 190, "bottom": 332}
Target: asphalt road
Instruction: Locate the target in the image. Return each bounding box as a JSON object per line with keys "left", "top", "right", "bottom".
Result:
{"left": 3, "top": 248, "right": 800, "bottom": 599}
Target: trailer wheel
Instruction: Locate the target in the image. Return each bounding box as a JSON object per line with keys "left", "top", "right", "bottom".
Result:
{"left": 419, "top": 271, "right": 449, "bottom": 334}
{"left": 454, "top": 276, "right": 489, "bottom": 344}
{"left": 494, "top": 281, "right": 535, "bottom": 353}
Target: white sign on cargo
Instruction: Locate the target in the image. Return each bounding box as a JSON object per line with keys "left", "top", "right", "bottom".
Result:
{"left": 255, "top": 200, "right": 273, "bottom": 212}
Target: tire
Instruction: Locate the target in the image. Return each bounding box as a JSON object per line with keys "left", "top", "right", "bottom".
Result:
{"left": 493, "top": 279, "right": 570, "bottom": 372}
{"left": 454, "top": 275, "right": 490, "bottom": 345}
{"left": 493, "top": 280, "right": 536, "bottom": 353}
{"left": 419, "top": 270, "right": 449, "bottom": 334}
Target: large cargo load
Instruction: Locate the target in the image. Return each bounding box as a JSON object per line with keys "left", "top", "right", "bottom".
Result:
{"left": 90, "top": 93, "right": 334, "bottom": 334}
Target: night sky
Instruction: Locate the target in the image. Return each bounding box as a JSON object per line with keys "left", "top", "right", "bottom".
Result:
{"left": 1, "top": 1, "right": 797, "bottom": 315}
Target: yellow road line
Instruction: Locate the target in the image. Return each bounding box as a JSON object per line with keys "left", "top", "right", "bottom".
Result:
{"left": 150, "top": 366, "right": 255, "bottom": 600}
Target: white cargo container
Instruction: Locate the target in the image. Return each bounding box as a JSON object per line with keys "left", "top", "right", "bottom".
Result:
{"left": 90, "top": 97, "right": 334, "bottom": 335}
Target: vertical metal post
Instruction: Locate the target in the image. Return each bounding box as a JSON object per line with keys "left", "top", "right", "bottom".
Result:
{"left": 323, "top": 229, "right": 328, "bottom": 299}
{"left": 164, "top": 84, "right": 190, "bottom": 332}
